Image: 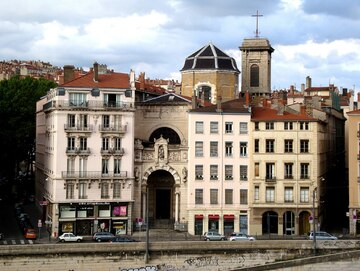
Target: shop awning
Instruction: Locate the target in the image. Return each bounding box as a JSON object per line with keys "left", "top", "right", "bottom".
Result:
{"left": 224, "top": 214, "right": 235, "bottom": 220}
{"left": 208, "top": 214, "right": 220, "bottom": 220}
{"left": 195, "top": 214, "right": 204, "bottom": 219}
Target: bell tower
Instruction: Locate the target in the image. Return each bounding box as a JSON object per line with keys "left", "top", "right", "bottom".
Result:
{"left": 240, "top": 11, "right": 274, "bottom": 95}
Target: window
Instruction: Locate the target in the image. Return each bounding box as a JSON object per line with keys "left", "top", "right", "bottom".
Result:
{"left": 266, "top": 163, "right": 275, "bottom": 180}
{"left": 210, "top": 121, "right": 218, "bottom": 133}
{"left": 300, "top": 122, "right": 309, "bottom": 130}
{"left": 225, "top": 189, "right": 233, "bottom": 204}
{"left": 113, "top": 182, "right": 121, "bottom": 198}
{"left": 210, "top": 141, "right": 218, "bottom": 157}
{"left": 195, "top": 121, "right": 204, "bottom": 134}
{"left": 79, "top": 157, "right": 86, "bottom": 178}
{"left": 240, "top": 165, "right": 248, "bottom": 180}
{"left": 195, "top": 165, "right": 203, "bottom": 180}
{"left": 67, "top": 137, "right": 75, "bottom": 151}
{"left": 300, "top": 140, "right": 309, "bottom": 153}
{"left": 102, "top": 159, "right": 109, "bottom": 175}
{"left": 240, "top": 122, "right": 248, "bottom": 134}
{"left": 266, "top": 187, "right": 275, "bottom": 202}
{"left": 266, "top": 122, "right": 274, "bottom": 130}
{"left": 67, "top": 158, "right": 75, "bottom": 175}
{"left": 284, "top": 122, "right": 293, "bottom": 130}
{"left": 68, "top": 114, "right": 76, "bottom": 128}
{"left": 210, "top": 189, "right": 218, "bottom": 204}
{"left": 254, "top": 162, "right": 260, "bottom": 177}
{"left": 195, "top": 189, "right": 203, "bottom": 204}
{"left": 114, "top": 159, "right": 121, "bottom": 175}
{"left": 66, "top": 183, "right": 74, "bottom": 199}
{"left": 69, "top": 93, "right": 86, "bottom": 106}
{"left": 79, "top": 114, "right": 88, "bottom": 128}
{"left": 240, "top": 189, "right": 248, "bottom": 204}
{"left": 300, "top": 188, "right": 309, "bottom": 203}
{"left": 102, "top": 137, "right": 109, "bottom": 151}
{"left": 254, "top": 139, "right": 259, "bottom": 153}
{"left": 225, "top": 142, "right": 233, "bottom": 157}
{"left": 114, "top": 138, "right": 121, "bottom": 150}
{"left": 250, "top": 64, "right": 259, "bottom": 87}
{"left": 79, "top": 182, "right": 87, "bottom": 199}
{"left": 103, "top": 115, "right": 110, "bottom": 128}
{"left": 101, "top": 182, "right": 109, "bottom": 199}
{"left": 79, "top": 137, "right": 87, "bottom": 151}
{"left": 225, "top": 122, "right": 233, "bottom": 133}
{"left": 284, "top": 140, "right": 293, "bottom": 153}
{"left": 254, "top": 122, "right": 259, "bottom": 130}
{"left": 300, "top": 163, "right": 309, "bottom": 179}
{"left": 195, "top": 141, "right": 203, "bottom": 157}
{"left": 284, "top": 187, "right": 293, "bottom": 202}
{"left": 240, "top": 142, "right": 248, "bottom": 157}
{"left": 284, "top": 163, "right": 293, "bottom": 179}
{"left": 225, "top": 165, "right": 233, "bottom": 180}
{"left": 266, "top": 139, "right": 275, "bottom": 152}
{"left": 254, "top": 186, "right": 259, "bottom": 200}
{"left": 210, "top": 165, "right": 218, "bottom": 180}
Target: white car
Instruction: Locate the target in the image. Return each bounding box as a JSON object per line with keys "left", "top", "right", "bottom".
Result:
{"left": 58, "top": 232, "right": 83, "bottom": 242}
{"left": 308, "top": 231, "right": 337, "bottom": 240}
{"left": 229, "top": 232, "right": 256, "bottom": 241}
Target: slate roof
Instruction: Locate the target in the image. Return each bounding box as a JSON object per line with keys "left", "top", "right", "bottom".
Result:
{"left": 189, "top": 98, "right": 249, "bottom": 113}
{"left": 181, "top": 43, "right": 239, "bottom": 72}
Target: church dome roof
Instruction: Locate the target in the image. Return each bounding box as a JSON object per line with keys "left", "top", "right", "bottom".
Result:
{"left": 180, "top": 43, "right": 239, "bottom": 73}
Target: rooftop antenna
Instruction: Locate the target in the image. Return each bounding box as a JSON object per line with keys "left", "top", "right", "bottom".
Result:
{"left": 252, "top": 10, "right": 263, "bottom": 38}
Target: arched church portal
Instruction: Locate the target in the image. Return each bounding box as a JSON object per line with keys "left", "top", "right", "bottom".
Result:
{"left": 149, "top": 127, "right": 180, "bottom": 144}
{"left": 147, "top": 170, "right": 176, "bottom": 228}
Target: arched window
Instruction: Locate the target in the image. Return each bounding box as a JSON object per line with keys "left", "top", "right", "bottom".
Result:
{"left": 198, "top": 85, "right": 212, "bottom": 102}
{"left": 250, "top": 64, "right": 259, "bottom": 87}
{"left": 149, "top": 127, "right": 181, "bottom": 144}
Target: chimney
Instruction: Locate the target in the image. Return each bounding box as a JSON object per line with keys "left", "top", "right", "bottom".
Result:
{"left": 63, "top": 65, "right": 75, "bottom": 84}
{"left": 139, "top": 72, "right": 145, "bottom": 90}
{"left": 93, "top": 62, "right": 99, "bottom": 82}
{"left": 192, "top": 89, "right": 197, "bottom": 109}
{"left": 357, "top": 92, "right": 360, "bottom": 103}
{"left": 245, "top": 91, "right": 250, "bottom": 107}
{"left": 306, "top": 76, "right": 312, "bottom": 89}
{"left": 290, "top": 85, "right": 294, "bottom": 95}
{"left": 216, "top": 96, "right": 222, "bottom": 112}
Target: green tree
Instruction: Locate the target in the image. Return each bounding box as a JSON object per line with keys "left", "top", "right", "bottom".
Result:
{"left": 0, "top": 76, "right": 57, "bottom": 178}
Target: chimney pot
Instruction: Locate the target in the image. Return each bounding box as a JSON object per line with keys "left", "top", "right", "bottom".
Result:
{"left": 93, "top": 62, "right": 99, "bottom": 82}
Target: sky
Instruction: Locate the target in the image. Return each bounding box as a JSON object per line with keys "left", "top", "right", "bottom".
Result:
{"left": 1, "top": 0, "right": 360, "bottom": 91}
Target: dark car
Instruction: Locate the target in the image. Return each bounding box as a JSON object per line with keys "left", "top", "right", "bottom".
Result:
{"left": 110, "top": 236, "right": 138, "bottom": 243}
{"left": 92, "top": 232, "right": 115, "bottom": 242}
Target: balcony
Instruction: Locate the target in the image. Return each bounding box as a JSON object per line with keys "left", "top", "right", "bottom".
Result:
{"left": 284, "top": 175, "right": 294, "bottom": 179}
{"left": 265, "top": 176, "right": 276, "bottom": 182}
{"left": 66, "top": 147, "right": 91, "bottom": 156}
{"left": 62, "top": 171, "right": 128, "bottom": 179}
{"left": 210, "top": 175, "right": 218, "bottom": 180}
{"left": 99, "top": 125, "right": 127, "bottom": 134}
{"left": 64, "top": 124, "right": 93, "bottom": 133}
{"left": 43, "top": 100, "right": 134, "bottom": 112}
{"left": 225, "top": 175, "right": 233, "bottom": 180}
{"left": 101, "top": 148, "right": 125, "bottom": 156}
{"left": 300, "top": 175, "right": 309, "bottom": 179}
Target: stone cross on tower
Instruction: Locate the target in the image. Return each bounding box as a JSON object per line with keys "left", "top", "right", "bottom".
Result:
{"left": 252, "top": 10, "right": 263, "bottom": 38}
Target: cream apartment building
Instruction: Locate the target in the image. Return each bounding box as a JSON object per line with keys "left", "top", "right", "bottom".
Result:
{"left": 187, "top": 98, "right": 251, "bottom": 236}
{"left": 249, "top": 106, "right": 327, "bottom": 236}
{"left": 35, "top": 63, "right": 136, "bottom": 237}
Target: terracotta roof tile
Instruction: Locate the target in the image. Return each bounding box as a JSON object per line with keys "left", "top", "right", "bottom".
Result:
{"left": 61, "top": 71, "right": 130, "bottom": 89}
{"left": 251, "top": 107, "right": 317, "bottom": 121}
{"left": 190, "top": 98, "right": 249, "bottom": 113}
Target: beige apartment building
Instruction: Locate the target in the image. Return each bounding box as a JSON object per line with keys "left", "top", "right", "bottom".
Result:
{"left": 187, "top": 98, "right": 251, "bottom": 236}
{"left": 249, "top": 106, "right": 327, "bottom": 236}
{"left": 35, "top": 63, "right": 136, "bottom": 237}
{"left": 346, "top": 109, "right": 360, "bottom": 235}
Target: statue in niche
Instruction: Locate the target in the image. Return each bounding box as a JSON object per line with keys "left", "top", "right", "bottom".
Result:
{"left": 182, "top": 167, "right": 187, "bottom": 182}
{"left": 158, "top": 145, "right": 165, "bottom": 159}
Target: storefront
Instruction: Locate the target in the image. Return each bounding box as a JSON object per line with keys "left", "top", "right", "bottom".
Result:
{"left": 208, "top": 214, "right": 219, "bottom": 232}
{"left": 194, "top": 214, "right": 203, "bottom": 235}
{"left": 223, "top": 214, "right": 234, "bottom": 236}
{"left": 58, "top": 202, "right": 129, "bottom": 236}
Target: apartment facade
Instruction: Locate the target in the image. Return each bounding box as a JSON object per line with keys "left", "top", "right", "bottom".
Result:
{"left": 187, "top": 98, "right": 251, "bottom": 236}
{"left": 35, "top": 63, "right": 136, "bottom": 237}
{"left": 249, "top": 106, "right": 326, "bottom": 236}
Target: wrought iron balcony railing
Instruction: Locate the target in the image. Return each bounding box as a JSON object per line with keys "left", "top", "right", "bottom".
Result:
{"left": 62, "top": 171, "right": 128, "bottom": 179}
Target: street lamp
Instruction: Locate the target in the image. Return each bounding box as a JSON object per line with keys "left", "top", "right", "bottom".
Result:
{"left": 312, "top": 188, "right": 317, "bottom": 256}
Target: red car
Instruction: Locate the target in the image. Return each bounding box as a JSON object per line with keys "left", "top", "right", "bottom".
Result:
{"left": 24, "top": 228, "right": 37, "bottom": 239}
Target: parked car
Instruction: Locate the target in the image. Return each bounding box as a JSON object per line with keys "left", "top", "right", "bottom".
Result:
{"left": 110, "top": 236, "right": 138, "bottom": 243}
{"left": 203, "top": 232, "right": 227, "bottom": 241}
{"left": 308, "top": 231, "right": 337, "bottom": 240}
{"left": 92, "top": 232, "right": 115, "bottom": 242}
{"left": 229, "top": 232, "right": 256, "bottom": 241}
{"left": 58, "top": 233, "right": 83, "bottom": 242}
{"left": 24, "top": 228, "right": 37, "bottom": 239}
